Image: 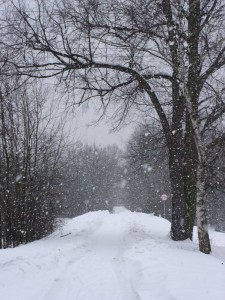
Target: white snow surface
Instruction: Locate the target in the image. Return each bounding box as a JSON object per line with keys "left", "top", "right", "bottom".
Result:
{"left": 0, "top": 210, "right": 224, "bottom": 300}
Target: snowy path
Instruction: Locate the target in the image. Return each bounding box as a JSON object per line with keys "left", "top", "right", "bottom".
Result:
{"left": 0, "top": 210, "right": 225, "bottom": 300}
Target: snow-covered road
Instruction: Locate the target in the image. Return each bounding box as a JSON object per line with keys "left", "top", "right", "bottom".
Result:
{"left": 0, "top": 210, "right": 224, "bottom": 300}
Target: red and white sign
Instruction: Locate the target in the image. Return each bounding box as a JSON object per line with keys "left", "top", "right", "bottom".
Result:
{"left": 161, "top": 194, "right": 168, "bottom": 201}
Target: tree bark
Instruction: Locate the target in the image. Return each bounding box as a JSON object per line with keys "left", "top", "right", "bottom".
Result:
{"left": 169, "top": 137, "right": 189, "bottom": 241}
{"left": 184, "top": 90, "right": 211, "bottom": 253}
{"left": 183, "top": 114, "right": 198, "bottom": 240}
{"left": 185, "top": 0, "right": 211, "bottom": 253}
{"left": 196, "top": 163, "right": 211, "bottom": 254}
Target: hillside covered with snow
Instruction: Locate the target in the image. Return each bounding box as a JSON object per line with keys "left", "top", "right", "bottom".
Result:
{"left": 0, "top": 210, "right": 224, "bottom": 300}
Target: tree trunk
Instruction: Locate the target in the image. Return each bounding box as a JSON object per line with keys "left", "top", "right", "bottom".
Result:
{"left": 169, "top": 139, "right": 189, "bottom": 241}
{"left": 184, "top": 91, "right": 211, "bottom": 254}
{"left": 183, "top": 114, "right": 198, "bottom": 240}
{"left": 196, "top": 163, "right": 211, "bottom": 254}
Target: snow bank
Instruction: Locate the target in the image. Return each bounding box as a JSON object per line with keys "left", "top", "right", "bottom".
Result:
{"left": 0, "top": 210, "right": 224, "bottom": 300}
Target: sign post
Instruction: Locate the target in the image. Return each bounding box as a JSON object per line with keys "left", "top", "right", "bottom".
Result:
{"left": 160, "top": 194, "right": 168, "bottom": 219}
{"left": 85, "top": 200, "right": 89, "bottom": 212}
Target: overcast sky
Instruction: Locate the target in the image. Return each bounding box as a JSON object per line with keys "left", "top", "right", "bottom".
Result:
{"left": 66, "top": 106, "right": 134, "bottom": 149}
{"left": 42, "top": 79, "right": 135, "bottom": 149}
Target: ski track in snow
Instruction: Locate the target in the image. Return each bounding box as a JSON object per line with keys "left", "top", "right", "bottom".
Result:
{"left": 0, "top": 210, "right": 224, "bottom": 300}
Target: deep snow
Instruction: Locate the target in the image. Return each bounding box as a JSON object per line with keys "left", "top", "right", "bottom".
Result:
{"left": 0, "top": 209, "right": 224, "bottom": 300}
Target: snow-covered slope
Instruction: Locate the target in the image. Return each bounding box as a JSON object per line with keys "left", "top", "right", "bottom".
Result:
{"left": 0, "top": 210, "right": 224, "bottom": 300}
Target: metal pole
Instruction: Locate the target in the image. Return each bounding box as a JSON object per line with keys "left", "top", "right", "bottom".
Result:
{"left": 164, "top": 201, "right": 166, "bottom": 219}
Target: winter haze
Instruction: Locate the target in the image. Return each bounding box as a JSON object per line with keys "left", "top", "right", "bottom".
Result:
{"left": 0, "top": 1, "right": 225, "bottom": 300}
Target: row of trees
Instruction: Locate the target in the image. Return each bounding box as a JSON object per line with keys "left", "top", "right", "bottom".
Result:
{"left": 63, "top": 143, "right": 124, "bottom": 216}
{"left": 0, "top": 78, "right": 67, "bottom": 248}
{"left": 1, "top": 0, "right": 225, "bottom": 253}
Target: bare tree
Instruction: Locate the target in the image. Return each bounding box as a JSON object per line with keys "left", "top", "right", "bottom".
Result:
{"left": 0, "top": 77, "right": 68, "bottom": 248}
{"left": 2, "top": 0, "right": 225, "bottom": 253}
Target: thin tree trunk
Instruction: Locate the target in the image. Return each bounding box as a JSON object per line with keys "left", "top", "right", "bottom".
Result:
{"left": 185, "top": 91, "right": 211, "bottom": 254}
{"left": 183, "top": 114, "right": 198, "bottom": 240}
{"left": 196, "top": 163, "right": 211, "bottom": 254}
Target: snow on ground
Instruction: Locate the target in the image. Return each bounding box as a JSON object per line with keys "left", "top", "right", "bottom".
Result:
{"left": 0, "top": 210, "right": 224, "bottom": 300}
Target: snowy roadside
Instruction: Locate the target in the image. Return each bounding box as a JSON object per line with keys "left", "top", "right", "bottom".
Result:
{"left": 0, "top": 210, "right": 224, "bottom": 300}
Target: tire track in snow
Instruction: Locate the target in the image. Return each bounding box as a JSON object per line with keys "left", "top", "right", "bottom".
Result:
{"left": 42, "top": 213, "right": 141, "bottom": 300}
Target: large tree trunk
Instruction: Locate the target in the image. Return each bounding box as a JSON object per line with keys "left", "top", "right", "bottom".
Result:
{"left": 169, "top": 138, "right": 189, "bottom": 241}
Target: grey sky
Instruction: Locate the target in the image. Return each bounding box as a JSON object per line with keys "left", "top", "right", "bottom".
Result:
{"left": 66, "top": 107, "right": 134, "bottom": 148}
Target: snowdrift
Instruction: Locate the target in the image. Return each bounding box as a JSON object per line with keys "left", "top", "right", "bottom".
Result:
{"left": 0, "top": 210, "right": 224, "bottom": 300}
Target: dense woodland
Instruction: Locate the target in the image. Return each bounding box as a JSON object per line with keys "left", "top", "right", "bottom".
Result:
{"left": 0, "top": 0, "right": 225, "bottom": 254}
